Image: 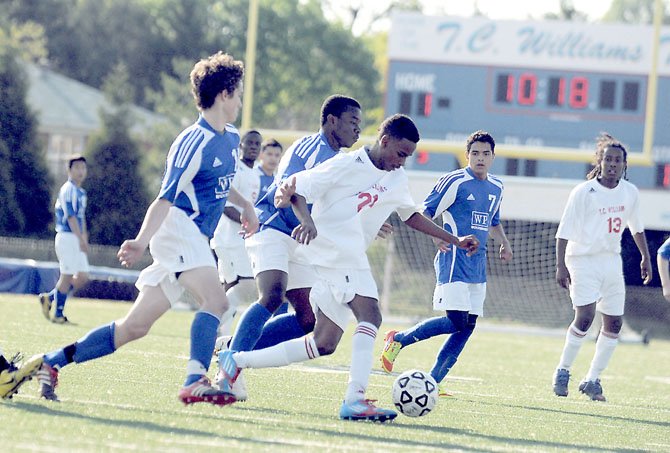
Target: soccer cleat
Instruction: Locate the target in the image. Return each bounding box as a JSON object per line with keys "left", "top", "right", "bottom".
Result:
{"left": 437, "top": 382, "right": 454, "bottom": 397}
{"left": 380, "top": 330, "right": 402, "bottom": 373}
{"left": 51, "top": 316, "right": 72, "bottom": 325}
{"left": 39, "top": 293, "right": 52, "bottom": 320}
{"left": 216, "top": 367, "right": 248, "bottom": 402}
{"left": 579, "top": 379, "right": 606, "bottom": 402}
{"left": 213, "top": 335, "right": 232, "bottom": 357}
{"left": 37, "top": 363, "right": 60, "bottom": 402}
{"left": 553, "top": 368, "right": 570, "bottom": 397}
{"left": 216, "top": 350, "right": 243, "bottom": 395}
{"left": 339, "top": 399, "right": 397, "bottom": 422}
{"left": 178, "top": 376, "right": 236, "bottom": 406}
{"left": 0, "top": 353, "right": 44, "bottom": 399}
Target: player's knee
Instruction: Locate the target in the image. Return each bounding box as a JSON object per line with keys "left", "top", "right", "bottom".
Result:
{"left": 257, "top": 286, "right": 284, "bottom": 312}
{"left": 605, "top": 316, "right": 623, "bottom": 334}
{"left": 117, "top": 320, "right": 150, "bottom": 342}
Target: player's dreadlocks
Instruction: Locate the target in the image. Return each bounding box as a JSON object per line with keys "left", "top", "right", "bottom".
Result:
{"left": 586, "top": 132, "right": 628, "bottom": 181}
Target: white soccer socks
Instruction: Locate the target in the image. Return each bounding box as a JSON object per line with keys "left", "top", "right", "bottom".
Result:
{"left": 344, "top": 322, "right": 378, "bottom": 404}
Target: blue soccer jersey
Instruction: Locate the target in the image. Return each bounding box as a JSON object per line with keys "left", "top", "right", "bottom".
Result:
{"left": 423, "top": 167, "right": 504, "bottom": 284}
{"left": 55, "top": 179, "right": 87, "bottom": 233}
{"left": 255, "top": 131, "right": 339, "bottom": 235}
{"left": 660, "top": 238, "right": 670, "bottom": 261}
{"left": 256, "top": 167, "right": 275, "bottom": 204}
{"left": 158, "top": 116, "right": 240, "bottom": 238}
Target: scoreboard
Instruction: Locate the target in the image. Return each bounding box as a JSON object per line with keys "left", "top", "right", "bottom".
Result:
{"left": 386, "top": 13, "right": 670, "bottom": 188}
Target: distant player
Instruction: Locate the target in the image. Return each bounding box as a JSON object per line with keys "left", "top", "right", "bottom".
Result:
{"left": 211, "top": 130, "right": 263, "bottom": 335}
{"left": 36, "top": 51, "right": 258, "bottom": 405}
{"left": 380, "top": 130, "right": 512, "bottom": 397}
{"left": 658, "top": 238, "right": 670, "bottom": 302}
{"left": 218, "top": 114, "right": 479, "bottom": 421}
{"left": 0, "top": 348, "right": 43, "bottom": 399}
{"left": 39, "top": 155, "right": 90, "bottom": 324}
{"left": 552, "top": 133, "right": 652, "bottom": 402}
{"left": 256, "top": 138, "right": 282, "bottom": 203}
{"left": 219, "top": 95, "right": 362, "bottom": 398}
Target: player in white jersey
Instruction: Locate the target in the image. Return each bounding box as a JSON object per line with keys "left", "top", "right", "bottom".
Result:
{"left": 36, "top": 52, "right": 257, "bottom": 406}
{"left": 552, "top": 133, "right": 652, "bottom": 402}
{"left": 380, "top": 130, "right": 512, "bottom": 397}
{"left": 39, "top": 156, "right": 90, "bottom": 324}
{"left": 211, "top": 130, "right": 263, "bottom": 335}
{"left": 658, "top": 238, "right": 670, "bottom": 302}
{"left": 218, "top": 114, "right": 479, "bottom": 421}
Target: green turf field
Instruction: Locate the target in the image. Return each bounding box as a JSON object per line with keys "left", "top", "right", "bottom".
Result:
{"left": 1, "top": 294, "right": 669, "bottom": 452}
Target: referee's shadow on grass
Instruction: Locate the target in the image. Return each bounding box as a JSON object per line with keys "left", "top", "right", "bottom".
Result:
{"left": 467, "top": 398, "right": 670, "bottom": 429}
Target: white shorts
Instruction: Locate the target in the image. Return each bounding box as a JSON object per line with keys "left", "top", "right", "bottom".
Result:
{"left": 309, "top": 266, "right": 378, "bottom": 331}
{"left": 433, "top": 281, "right": 486, "bottom": 316}
{"left": 55, "top": 232, "right": 90, "bottom": 275}
{"left": 245, "top": 228, "right": 312, "bottom": 290}
{"left": 136, "top": 207, "right": 216, "bottom": 306}
{"left": 214, "top": 244, "right": 253, "bottom": 284}
{"left": 565, "top": 254, "right": 625, "bottom": 316}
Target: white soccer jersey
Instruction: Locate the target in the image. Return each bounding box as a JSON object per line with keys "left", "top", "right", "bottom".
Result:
{"left": 211, "top": 162, "right": 260, "bottom": 248}
{"left": 292, "top": 147, "right": 419, "bottom": 269}
{"left": 556, "top": 178, "right": 644, "bottom": 256}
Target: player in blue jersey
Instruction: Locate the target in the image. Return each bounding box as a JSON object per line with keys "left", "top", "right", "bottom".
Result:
{"left": 36, "top": 52, "right": 258, "bottom": 406}
{"left": 38, "top": 156, "right": 90, "bottom": 324}
{"left": 659, "top": 238, "right": 670, "bottom": 302}
{"left": 216, "top": 95, "right": 361, "bottom": 398}
{"left": 257, "top": 138, "right": 282, "bottom": 203}
{"left": 380, "top": 130, "right": 512, "bottom": 396}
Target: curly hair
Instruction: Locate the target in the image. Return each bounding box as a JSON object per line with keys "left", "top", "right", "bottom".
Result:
{"left": 586, "top": 132, "right": 628, "bottom": 180}
{"left": 190, "top": 52, "right": 244, "bottom": 110}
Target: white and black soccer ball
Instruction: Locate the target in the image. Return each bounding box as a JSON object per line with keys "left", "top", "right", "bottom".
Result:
{"left": 392, "top": 369, "right": 438, "bottom": 417}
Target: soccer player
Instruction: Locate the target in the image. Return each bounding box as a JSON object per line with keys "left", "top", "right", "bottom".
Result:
{"left": 218, "top": 114, "right": 479, "bottom": 421}
{"left": 552, "top": 133, "right": 652, "bottom": 402}
{"left": 256, "top": 138, "right": 283, "bottom": 203}
{"left": 0, "top": 348, "right": 43, "bottom": 399}
{"left": 211, "top": 130, "right": 263, "bottom": 335}
{"left": 36, "top": 51, "right": 258, "bottom": 406}
{"left": 39, "top": 155, "right": 90, "bottom": 324}
{"left": 220, "top": 95, "right": 362, "bottom": 397}
{"left": 658, "top": 237, "right": 670, "bottom": 302}
{"left": 380, "top": 130, "right": 512, "bottom": 397}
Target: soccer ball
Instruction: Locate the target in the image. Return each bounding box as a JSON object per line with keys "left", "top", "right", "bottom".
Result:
{"left": 392, "top": 369, "right": 438, "bottom": 417}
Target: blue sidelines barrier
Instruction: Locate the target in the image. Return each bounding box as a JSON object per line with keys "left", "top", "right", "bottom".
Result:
{"left": 0, "top": 257, "right": 140, "bottom": 301}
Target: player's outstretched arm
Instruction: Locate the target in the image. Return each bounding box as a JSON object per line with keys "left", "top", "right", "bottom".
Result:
{"left": 490, "top": 224, "right": 513, "bottom": 262}
{"left": 632, "top": 231, "right": 653, "bottom": 285}
{"left": 555, "top": 238, "right": 570, "bottom": 289}
{"left": 228, "top": 186, "right": 259, "bottom": 237}
{"left": 118, "top": 198, "right": 172, "bottom": 268}
{"left": 403, "top": 212, "right": 479, "bottom": 255}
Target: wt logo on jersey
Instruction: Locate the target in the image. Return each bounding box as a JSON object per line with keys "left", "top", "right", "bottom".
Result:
{"left": 215, "top": 175, "right": 233, "bottom": 199}
{"left": 471, "top": 211, "right": 489, "bottom": 231}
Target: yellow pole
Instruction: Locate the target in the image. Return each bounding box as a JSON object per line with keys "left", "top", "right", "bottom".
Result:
{"left": 641, "top": 0, "right": 663, "bottom": 164}
{"left": 241, "top": 0, "right": 259, "bottom": 131}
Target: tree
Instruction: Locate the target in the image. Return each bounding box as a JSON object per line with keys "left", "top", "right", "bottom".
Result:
{"left": 0, "top": 46, "right": 52, "bottom": 237}
{"left": 85, "top": 65, "right": 151, "bottom": 246}
{"left": 602, "top": 0, "right": 670, "bottom": 24}
{"left": 544, "top": 0, "right": 588, "bottom": 21}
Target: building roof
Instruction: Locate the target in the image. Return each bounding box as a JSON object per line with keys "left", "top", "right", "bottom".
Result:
{"left": 25, "top": 63, "right": 166, "bottom": 135}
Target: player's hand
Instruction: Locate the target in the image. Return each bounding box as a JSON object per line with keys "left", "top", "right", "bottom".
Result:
{"left": 376, "top": 222, "right": 393, "bottom": 239}
{"left": 499, "top": 242, "right": 513, "bottom": 262}
{"left": 117, "top": 239, "right": 147, "bottom": 268}
{"left": 556, "top": 265, "right": 571, "bottom": 289}
{"left": 456, "top": 235, "right": 479, "bottom": 256}
{"left": 274, "top": 177, "right": 296, "bottom": 208}
{"left": 640, "top": 258, "right": 652, "bottom": 285}
{"left": 291, "top": 221, "right": 317, "bottom": 245}
{"left": 432, "top": 237, "right": 452, "bottom": 253}
{"left": 239, "top": 204, "right": 259, "bottom": 239}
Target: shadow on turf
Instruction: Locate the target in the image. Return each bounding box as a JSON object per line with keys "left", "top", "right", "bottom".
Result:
{"left": 468, "top": 398, "right": 670, "bottom": 429}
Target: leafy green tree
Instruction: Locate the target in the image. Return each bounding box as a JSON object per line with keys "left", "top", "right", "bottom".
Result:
{"left": 603, "top": 0, "right": 670, "bottom": 24}
{"left": 85, "top": 65, "right": 151, "bottom": 246}
{"left": 0, "top": 46, "right": 52, "bottom": 237}
{"left": 0, "top": 138, "right": 24, "bottom": 234}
